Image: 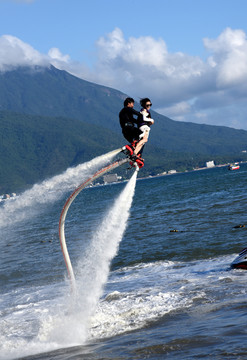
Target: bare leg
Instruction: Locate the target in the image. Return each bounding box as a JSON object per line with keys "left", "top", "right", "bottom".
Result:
{"left": 134, "top": 132, "right": 148, "bottom": 155}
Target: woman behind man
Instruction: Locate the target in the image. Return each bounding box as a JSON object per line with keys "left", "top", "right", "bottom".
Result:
{"left": 136, "top": 97, "right": 154, "bottom": 155}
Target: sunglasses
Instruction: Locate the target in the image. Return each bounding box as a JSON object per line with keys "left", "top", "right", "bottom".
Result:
{"left": 146, "top": 103, "right": 152, "bottom": 107}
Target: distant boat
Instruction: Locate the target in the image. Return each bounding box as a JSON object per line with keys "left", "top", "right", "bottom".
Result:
{"left": 228, "top": 163, "right": 240, "bottom": 170}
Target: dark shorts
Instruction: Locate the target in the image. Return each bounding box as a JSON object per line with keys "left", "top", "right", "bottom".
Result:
{"left": 122, "top": 126, "right": 141, "bottom": 144}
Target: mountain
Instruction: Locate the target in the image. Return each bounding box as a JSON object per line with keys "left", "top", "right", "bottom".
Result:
{"left": 0, "top": 65, "right": 124, "bottom": 133}
{"left": 1, "top": 65, "right": 247, "bottom": 155}
{"left": 0, "top": 111, "right": 122, "bottom": 192}
{"left": 1, "top": 110, "right": 207, "bottom": 193}
{"left": 0, "top": 65, "right": 247, "bottom": 193}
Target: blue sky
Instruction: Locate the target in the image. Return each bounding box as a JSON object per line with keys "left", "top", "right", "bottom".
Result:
{"left": 1, "top": 0, "right": 247, "bottom": 129}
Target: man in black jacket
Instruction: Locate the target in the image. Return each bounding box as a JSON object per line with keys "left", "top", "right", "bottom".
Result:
{"left": 119, "top": 97, "right": 147, "bottom": 168}
{"left": 119, "top": 97, "right": 141, "bottom": 146}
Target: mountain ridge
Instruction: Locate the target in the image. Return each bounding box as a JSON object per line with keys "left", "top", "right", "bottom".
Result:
{"left": 0, "top": 65, "right": 247, "bottom": 192}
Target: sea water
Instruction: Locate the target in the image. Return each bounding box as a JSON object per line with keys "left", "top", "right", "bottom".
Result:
{"left": 0, "top": 161, "right": 247, "bottom": 359}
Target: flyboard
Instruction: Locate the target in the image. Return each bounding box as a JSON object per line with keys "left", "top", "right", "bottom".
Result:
{"left": 59, "top": 147, "right": 141, "bottom": 291}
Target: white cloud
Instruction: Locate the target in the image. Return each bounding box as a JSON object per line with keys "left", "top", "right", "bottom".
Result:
{"left": 1, "top": 28, "right": 247, "bottom": 129}
{"left": 0, "top": 35, "right": 73, "bottom": 71}
{"left": 156, "top": 101, "right": 191, "bottom": 122}
{"left": 88, "top": 27, "right": 247, "bottom": 129}
{"left": 48, "top": 48, "right": 70, "bottom": 63}
{"left": 0, "top": 35, "right": 48, "bottom": 70}
{"left": 97, "top": 28, "right": 168, "bottom": 68}
{"left": 93, "top": 27, "right": 207, "bottom": 101}
{"left": 204, "top": 27, "right": 247, "bottom": 87}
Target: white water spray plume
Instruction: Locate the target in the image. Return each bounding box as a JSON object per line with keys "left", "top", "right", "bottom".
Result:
{"left": 69, "top": 169, "right": 138, "bottom": 338}
{"left": 35, "top": 168, "right": 138, "bottom": 349}
{"left": 0, "top": 149, "right": 121, "bottom": 228}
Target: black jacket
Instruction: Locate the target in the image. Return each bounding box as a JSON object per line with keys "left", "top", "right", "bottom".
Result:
{"left": 119, "top": 107, "right": 140, "bottom": 129}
